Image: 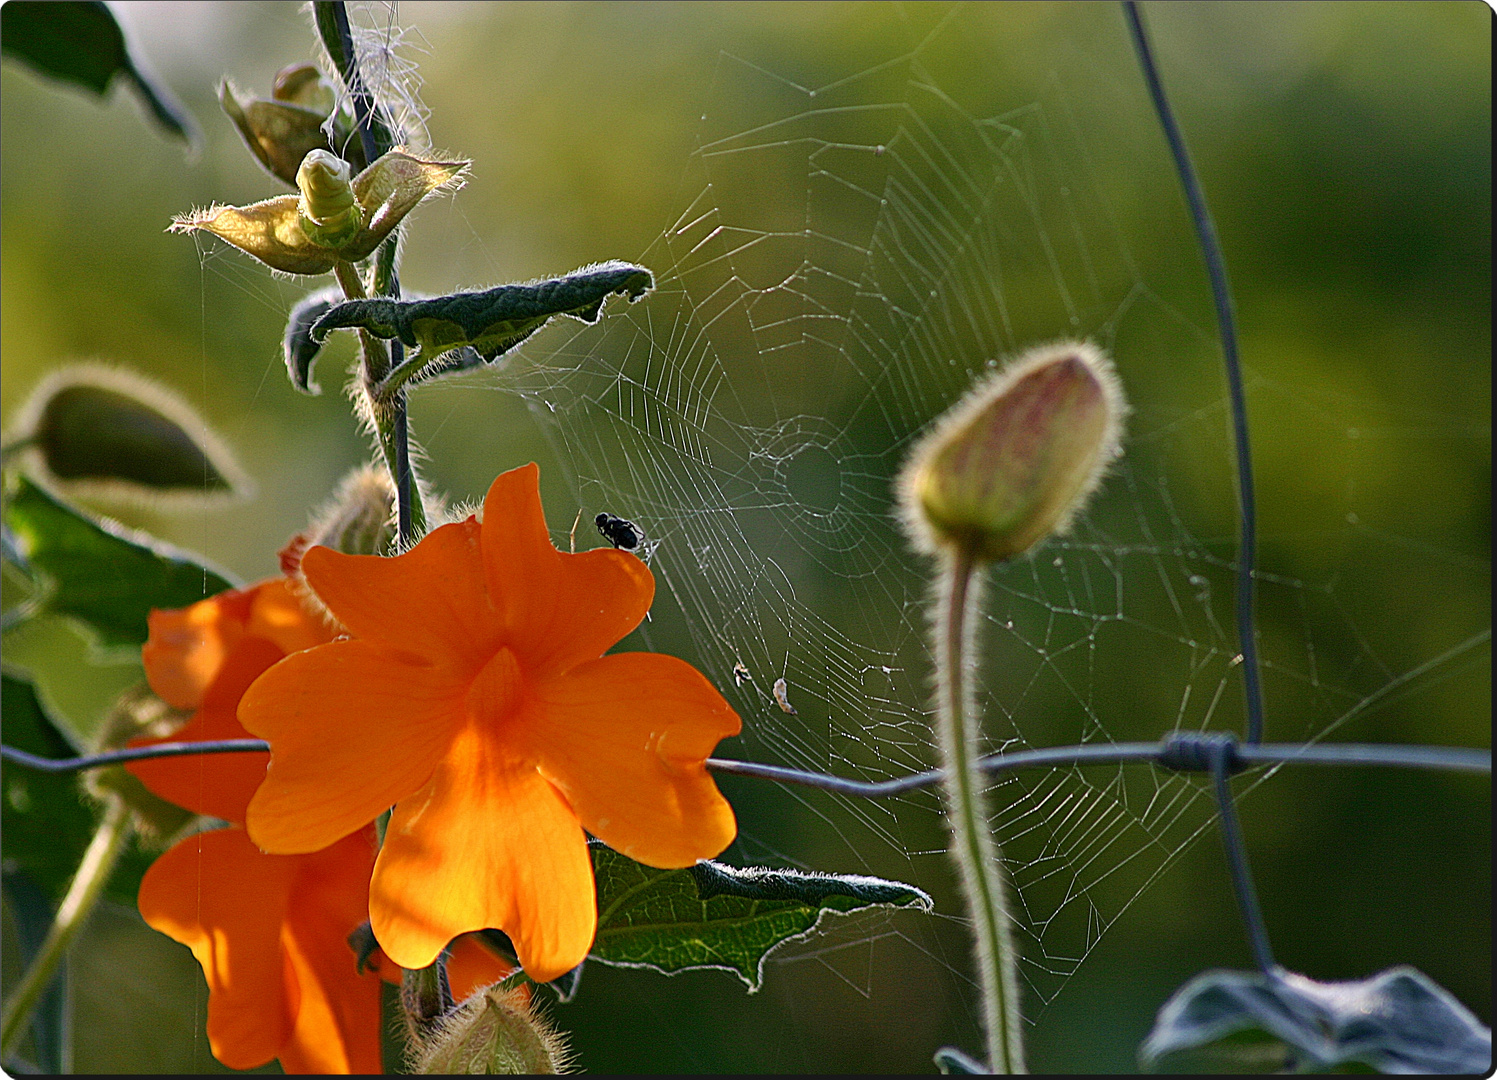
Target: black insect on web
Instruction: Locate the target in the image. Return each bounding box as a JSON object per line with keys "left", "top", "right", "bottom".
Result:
{"left": 595, "top": 512, "right": 644, "bottom": 552}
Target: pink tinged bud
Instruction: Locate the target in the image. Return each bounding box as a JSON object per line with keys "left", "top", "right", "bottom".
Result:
{"left": 898, "top": 342, "right": 1126, "bottom": 564}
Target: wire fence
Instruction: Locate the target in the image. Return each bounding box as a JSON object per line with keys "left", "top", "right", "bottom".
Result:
{"left": 0, "top": 1, "right": 1489, "bottom": 1068}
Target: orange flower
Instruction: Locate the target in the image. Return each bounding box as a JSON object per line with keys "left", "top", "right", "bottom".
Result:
{"left": 240, "top": 463, "right": 741, "bottom": 981}
{"left": 128, "top": 579, "right": 386, "bottom": 1073}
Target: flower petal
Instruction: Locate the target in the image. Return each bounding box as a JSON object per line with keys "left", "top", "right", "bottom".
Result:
{"left": 527, "top": 652, "right": 740, "bottom": 867}
{"left": 446, "top": 934, "right": 521, "bottom": 1004}
{"left": 301, "top": 519, "right": 497, "bottom": 672}
{"left": 242, "top": 640, "right": 461, "bottom": 853}
{"left": 142, "top": 587, "right": 255, "bottom": 710}
{"left": 247, "top": 577, "right": 335, "bottom": 657}
{"left": 276, "top": 829, "right": 383, "bottom": 1075}
{"left": 479, "top": 463, "right": 654, "bottom": 677}
{"left": 369, "top": 722, "right": 595, "bottom": 982}
{"left": 128, "top": 635, "right": 279, "bottom": 823}
{"left": 138, "top": 827, "right": 296, "bottom": 1071}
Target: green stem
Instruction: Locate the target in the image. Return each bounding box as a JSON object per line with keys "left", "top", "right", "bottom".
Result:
{"left": 0, "top": 435, "right": 39, "bottom": 463}
{"left": 936, "top": 549, "right": 1025, "bottom": 1073}
{"left": 1, "top": 797, "right": 131, "bottom": 1058}
{"left": 331, "top": 259, "right": 425, "bottom": 539}
{"left": 400, "top": 952, "right": 455, "bottom": 1041}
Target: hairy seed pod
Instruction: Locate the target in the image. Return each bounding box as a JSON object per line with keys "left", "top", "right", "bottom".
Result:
{"left": 898, "top": 341, "right": 1126, "bottom": 564}
{"left": 296, "top": 149, "right": 362, "bottom": 245}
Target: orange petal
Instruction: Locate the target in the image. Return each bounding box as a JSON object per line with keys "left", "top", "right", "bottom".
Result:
{"left": 479, "top": 463, "right": 654, "bottom": 677}
{"left": 242, "top": 640, "right": 461, "bottom": 853}
{"left": 247, "top": 577, "right": 336, "bottom": 657}
{"left": 128, "top": 636, "right": 279, "bottom": 823}
{"left": 527, "top": 652, "right": 740, "bottom": 867}
{"left": 276, "top": 829, "right": 383, "bottom": 1074}
{"left": 142, "top": 587, "right": 256, "bottom": 710}
{"left": 301, "top": 519, "right": 497, "bottom": 673}
{"left": 369, "top": 722, "right": 595, "bottom": 982}
{"left": 446, "top": 933, "right": 522, "bottom": 1004}
{"left": 138, "top": 827, "right": 296, "bottom": 1071}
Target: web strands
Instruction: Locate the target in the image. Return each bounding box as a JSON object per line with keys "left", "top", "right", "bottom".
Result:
{"left": 471, "top": 31, "right": 1270, "bottom": 1014}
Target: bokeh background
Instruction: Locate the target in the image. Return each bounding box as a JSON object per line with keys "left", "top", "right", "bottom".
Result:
{"left": 2, "top": 1, "right": 1489, "bottom": 1073}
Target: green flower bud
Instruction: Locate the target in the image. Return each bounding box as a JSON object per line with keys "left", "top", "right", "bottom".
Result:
{"left": 297, "top": 149, "right": 363, "bottom": 246}
{"left": 408, "top": 982, "right": 571, "bottom": 1074}
{"left": 897, "top": 342, "right": 1125, "bottom": 564}
{"left": 5, "top": 363, "right": 251, "bottom": 506}
{"left": 170, "top": 150, "right": 468, "bottom": 275}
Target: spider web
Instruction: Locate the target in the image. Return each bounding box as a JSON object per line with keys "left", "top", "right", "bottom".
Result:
{"left": 111, "top": 2, "right": 1486, "bottom": 1067}
{"left": 384, "top": 7, "right": 1493, "bottom": 1042}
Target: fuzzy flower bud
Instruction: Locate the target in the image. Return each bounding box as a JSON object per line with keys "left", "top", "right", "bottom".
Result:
{"left": 279, "top": 464, "right": 397, "bottom": 577}
{"left": 409, "top": 982, "right": 571, "bottom": 1074}
{"left": 5, "top": 363, "right": 250, "bottom": 506}
{"left": 898, "top": 342, "right": 1125, "bottom": 564}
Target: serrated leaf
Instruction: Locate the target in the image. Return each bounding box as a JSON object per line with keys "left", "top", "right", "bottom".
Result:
{"left": 0, "top": 1, "right": 196, "bottom": 144}
{"left": 1140, "top": 966, "right": 1492, "bottom": 1074}
{"left": 311, "top": 261, "right": 654, "bottom": 377}
{"left": 283, "top": 287, "right": 342, "bottom": 394}
{"left": 2, "top": 477, "right": 236, "bottom": 648}
{"left": 586, "top": 844, "right": 932, "bottom": 991}
{"left": 0, "top": 672, "right": 156, "bottom": 908}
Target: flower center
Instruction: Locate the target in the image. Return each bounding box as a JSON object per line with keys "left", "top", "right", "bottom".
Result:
{"left": 466, "top": 646, "right": 524, "bottom": 729}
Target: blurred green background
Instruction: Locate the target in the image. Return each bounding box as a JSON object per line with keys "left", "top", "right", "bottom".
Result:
{"left": 2, "top": 1, "right": 1489, "bottom": 1073}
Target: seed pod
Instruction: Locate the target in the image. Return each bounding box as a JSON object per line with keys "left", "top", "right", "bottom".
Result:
{"left": 408, "top": 982, "right": 571, "bottom": 1074}
{"left": 6, "top": 363, "right": 250, "bottom": 506}
{"left": 219, "top": 67, "right": 356, "bottom": 187}
{"left": 271, "top": 62, "right": 336, "bottom": 114}
{"left": 897, "top": 342, "right": 1125, "bottom": 564}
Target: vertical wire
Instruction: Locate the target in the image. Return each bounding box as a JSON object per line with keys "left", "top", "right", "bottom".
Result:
{"left": 1122, "top": 1, "right": 1266, "bottom": 745}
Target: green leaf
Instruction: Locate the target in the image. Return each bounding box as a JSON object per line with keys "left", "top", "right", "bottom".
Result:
{"left": 2, "top": 866, "right": 71, "bottom": 1073}
{"left": 934, "top": 1046, "right": 988, "bottom": 1074}
{"left": 283, "top": 287, "right": 342, "bottom": 394}
{"left": 311, "top": 261, "right": 654, "bottom": 380}
{"left": 1140, "top": 966, "right": 1492, "bottom": 1074}
{"left": 0, "top": 1, "right": 197, "bottom": 144}
{"left": 0, "top": 672, "right": 156, "bottom": 908}
{"left": 587, "top": 844, "right": 932, "bottom": 991}
{"left": 2, "top": 477, "right": 236, "bottom": 649}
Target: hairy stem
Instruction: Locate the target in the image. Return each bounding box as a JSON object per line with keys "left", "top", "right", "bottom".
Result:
{"left": 1, "top": 798, "right": 130, "bottom": 1058}
{"left": 937, "top": 549, "right": 1024, "bottom": 1073}
{"left": 331, "top": 258, "right": 425, "bottom": 540}
{"left": 400, "top": 953, "right": 455, "bottom": 1042}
